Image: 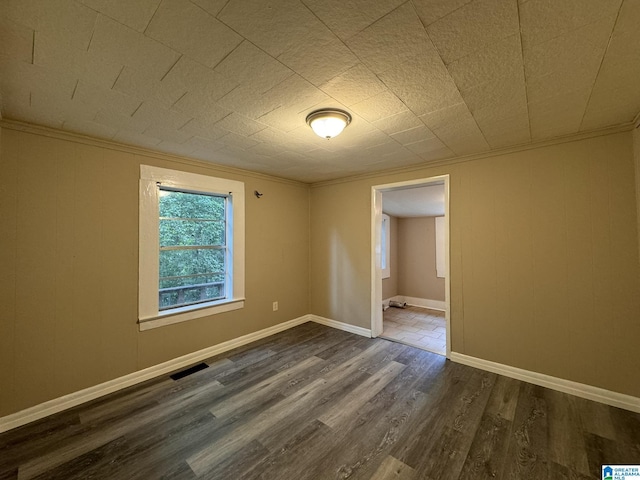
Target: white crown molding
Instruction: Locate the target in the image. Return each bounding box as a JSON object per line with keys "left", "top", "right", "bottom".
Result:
{"left": 311, "top": 122, "right": 635, "bottom": 188}
{"left": 450, "top": 352, "right": 640, "bottom": 414}
{"left": 3, "top": 119, "right": 633, "bottom": 190}
{"left": 0, "top": 315, "right": 312, "bottom": 433}
{"left": 0, "top": 119, "right": 307, "bottom": 188}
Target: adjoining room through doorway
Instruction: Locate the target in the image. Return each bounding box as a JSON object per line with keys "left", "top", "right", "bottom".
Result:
{"left": 373, "top": 179, "right": 449, "bottom": 356}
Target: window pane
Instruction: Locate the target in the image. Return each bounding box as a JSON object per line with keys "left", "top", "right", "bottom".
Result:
{"left": 159, "top": 248, "right": 225, "bottom": 279}
{"left": 159, "top": 273, "right": 225, "bottom": 289}
{"left": 159, "top": 270, "right": 226, "bottom": 310}
{"left": 159, "top": 190, "right": 225, "bottom": 220}
{"left": 159, "top": 280, "right": 225, "bottom": 310}
{"left": 157, "top": 188, "right": 228, "bottom": 311}
{"left": 160, "top": 219, "right": 225, "bottom": 247}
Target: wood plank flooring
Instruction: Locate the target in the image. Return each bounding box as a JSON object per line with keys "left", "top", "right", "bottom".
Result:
{"left": 1, "top": 322, "right": 639, "bottom": 479}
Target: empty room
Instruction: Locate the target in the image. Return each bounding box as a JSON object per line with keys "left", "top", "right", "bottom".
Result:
{"left": 1, "top": 1, "right": 640, "bottom": 479}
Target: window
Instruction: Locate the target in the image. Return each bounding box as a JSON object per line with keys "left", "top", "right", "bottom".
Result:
{"left": 139, "top": 165, "right": 245, "bottom": 330}
{"left": 158, "top": 189, "right": 227, "bottom": 310}
{"left": 381, "top": 213, "right": 390, "bottom": 279}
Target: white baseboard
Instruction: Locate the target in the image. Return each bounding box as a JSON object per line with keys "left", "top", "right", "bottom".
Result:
{"left": 450, "top": 352, "right": 640, "bottom": 414}
{"left": 0, "top": 315, "right": 311, "bottom": 434}
{"left": 382, "top": 297, "right": 393, "bottom": 311}
{"left": 391, "top": 295, "right": 446, "bottom": 312}
{"left": 0, "top": 314, "right": 372, "bottom": 433}
{"left": 4, "top": 317, "right": 638, "bottom": 433}
{"left": 309, "top": 314, "right": 372, "bottom": 338}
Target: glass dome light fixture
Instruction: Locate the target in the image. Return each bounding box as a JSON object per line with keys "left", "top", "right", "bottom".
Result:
{"left": 306, "top": 109, "right": 352, "bottom": 139}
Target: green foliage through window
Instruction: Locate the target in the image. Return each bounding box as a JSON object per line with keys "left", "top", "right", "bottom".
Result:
{"left": 158, "top": 188, "right": 227, "bottom": 310}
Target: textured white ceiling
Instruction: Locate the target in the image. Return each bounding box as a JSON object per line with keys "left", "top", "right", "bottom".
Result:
{"left": 383, "top": 184, "right": 445, "bottom": 217}
{"left": 1, "top": 0, "right": 639, "bottom": 183}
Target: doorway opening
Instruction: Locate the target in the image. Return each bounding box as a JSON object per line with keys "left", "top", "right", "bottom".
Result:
{"left": 370, "top": 176, "right": 450, "bottom": 357}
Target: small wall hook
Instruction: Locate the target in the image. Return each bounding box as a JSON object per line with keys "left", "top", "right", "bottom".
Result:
{"left": 254, "top": 190, "right": 263, "bottom": 198}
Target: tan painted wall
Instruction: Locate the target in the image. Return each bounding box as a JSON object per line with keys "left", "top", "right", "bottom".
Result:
{"left": 397, "top": 217, "right": 445, "bottom": 301}
{"left": 310, "top": 131, "right": 640, "bottom": 397}
{"left": 0, "top": 127, "right": 310, "bottom": 417}
{"left": 2, "top": 125, "right": 639, "bottom": 415}
{"left": 635, "top": 126, "right": 640, "bottom": 264}
{"left": 381, "top": 214, "right": 398, "bottom": 300}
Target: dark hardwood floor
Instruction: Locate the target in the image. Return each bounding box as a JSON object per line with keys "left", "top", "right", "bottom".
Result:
{"left": 1, "top": 322, "right": 639, "bottom": 479}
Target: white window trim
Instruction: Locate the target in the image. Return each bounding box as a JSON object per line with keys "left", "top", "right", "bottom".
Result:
{"left": 381, "top": 213, "right": 390, "bottom": 279}
{"left": 139, "top": 165, "right": 245, "bottom": 331}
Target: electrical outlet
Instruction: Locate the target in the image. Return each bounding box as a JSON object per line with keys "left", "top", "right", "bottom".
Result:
{"left": 273, "top": 301, "right": 278, "bottom": 311}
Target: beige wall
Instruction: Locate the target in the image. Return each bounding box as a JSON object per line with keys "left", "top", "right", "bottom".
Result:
{"left": 0, "top": 127, "right": 310, "bottom": 417}
{"left": 381, "top": 214, "right": 398, "bottom": 300}
{"left": 310, "top": 131, "right": 640, "bottom": 397}
{"left": 2, "top": 125, "right": 640, "bottom": 416}
{"left": 397, "top": 216, "right": 445, "bottom": 301}
{"left": 635, "top": 126, "right": 640, "bottom": 264}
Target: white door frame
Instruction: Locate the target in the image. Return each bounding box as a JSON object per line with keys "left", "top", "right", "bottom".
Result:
{"left": 370, "top": 175, "right": 451, "bottom": 358}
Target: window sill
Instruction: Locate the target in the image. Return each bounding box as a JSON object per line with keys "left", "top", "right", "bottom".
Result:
{"left": 138, "top": 298, "right": 245, "bottom": 331}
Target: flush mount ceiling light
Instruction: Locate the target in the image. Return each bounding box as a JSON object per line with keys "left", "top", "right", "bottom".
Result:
{"left": 306, "top": 109, "right": 352, "bottom": 139}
